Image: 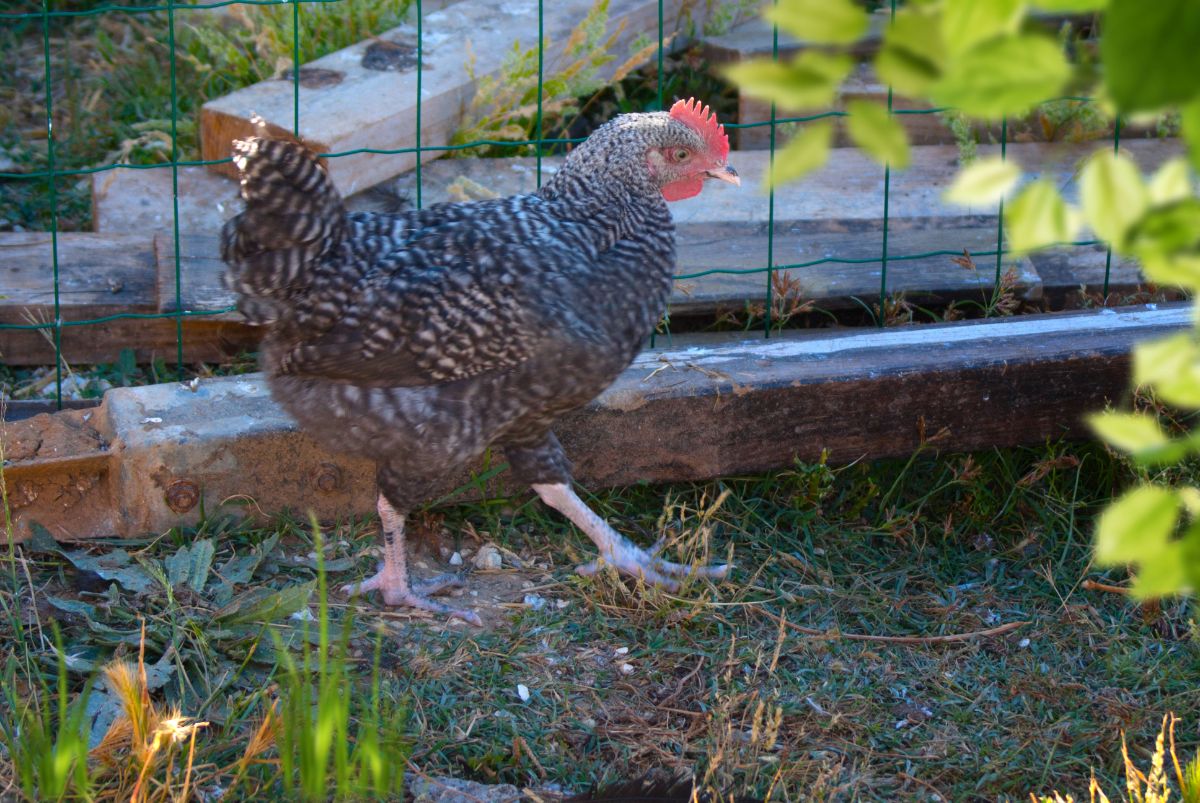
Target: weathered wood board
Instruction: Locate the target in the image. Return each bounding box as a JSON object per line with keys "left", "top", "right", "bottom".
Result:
{"left": 199, "top": 0, "right": 718, "bottom": 195}
{"left": 5, "top": 304, "right": 1187, "bottom": 541}
{"left": 90, "top": 165, "right": 241, "bottom": 236}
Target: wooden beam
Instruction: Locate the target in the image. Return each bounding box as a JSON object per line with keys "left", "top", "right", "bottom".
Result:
{"left": 199, "top": 0, "right": 715, "bottom": 195}
{"left": 5, "top": 304, "right": 1187, "bottom": 541}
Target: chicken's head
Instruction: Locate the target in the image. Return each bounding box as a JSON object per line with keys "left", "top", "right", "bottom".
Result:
{"left": 551, "top": 98, "right": 740, "bottom": 205}
{"left": 650, "top": 98, "right": 740, "bottom": 202}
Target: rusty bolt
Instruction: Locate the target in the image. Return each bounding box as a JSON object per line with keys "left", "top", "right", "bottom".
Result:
{"left": 165, "top": 479, "right": 200, "bottom": 514}
{"left": 312, "top": 462, "right": 343, "bottom": 493}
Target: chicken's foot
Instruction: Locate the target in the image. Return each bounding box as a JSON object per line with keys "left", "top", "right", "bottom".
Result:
{"left": 533, "top": 482, "right": 729, "bottom": 592}
{"left": 342, "top": 496, "right": 482, "bottom": 626}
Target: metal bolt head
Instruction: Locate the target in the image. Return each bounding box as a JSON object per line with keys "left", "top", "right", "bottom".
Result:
{"left": 313, "top": 462, "right": 343, "bottom": 493}
{"left": 165, "top": 479, "right": 200, "bottom": 514}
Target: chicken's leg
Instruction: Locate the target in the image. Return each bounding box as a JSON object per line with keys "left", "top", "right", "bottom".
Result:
{"left": 343, "top": 495, "right": 482, "bottom": 625}
{"left": 532, "top": 483, "right": 729, "bottom": 592}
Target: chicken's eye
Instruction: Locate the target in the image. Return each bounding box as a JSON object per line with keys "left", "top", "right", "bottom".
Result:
{"left": 673, "top": 148, "right": 690, "bottom": 162}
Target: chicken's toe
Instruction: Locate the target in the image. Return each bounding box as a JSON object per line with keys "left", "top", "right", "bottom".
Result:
{"left": 343, "top": 569, "right": 481, "bottom": 625}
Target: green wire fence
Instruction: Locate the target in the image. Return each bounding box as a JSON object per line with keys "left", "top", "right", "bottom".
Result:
{"left": 1, "top": 0, "right": 1116, "bottom": 409}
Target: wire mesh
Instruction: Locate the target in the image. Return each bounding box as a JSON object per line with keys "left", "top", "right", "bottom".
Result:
{"left": 0, "top": 0, "right": 1116, "bottom": 408}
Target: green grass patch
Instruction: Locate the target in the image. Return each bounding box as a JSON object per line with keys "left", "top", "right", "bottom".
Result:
{"left": 1, "top": 441, "right": 1198, "bottom": 799}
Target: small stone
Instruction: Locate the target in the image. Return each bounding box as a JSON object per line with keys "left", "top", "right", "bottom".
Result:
{"left": 473, "top": 545, "right": 502, "bottom": 570}
{"left": 449, "top": 551, "right": 463, "bottom": 566}
{"left": 614, "top": 647, "right": 629, "bottom": 656}
{"left": 1018, "top": 638, "right": 1031, "bottom": 648}
{"left": 517, "top": 683, "right": 530, "bottom": 702}
{"left": 523, "top": 594, "right": 546, "bottom": 610}
{"left": 619, "top": 662, "right": 634, "bottom": 675}
{"left": 555, "top": 599, "right": 569, "bottom": 609}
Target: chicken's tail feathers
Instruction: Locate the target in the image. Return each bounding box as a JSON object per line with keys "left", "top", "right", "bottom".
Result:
{"left": 220, "top": 133, "right": 347, "bottom": 322}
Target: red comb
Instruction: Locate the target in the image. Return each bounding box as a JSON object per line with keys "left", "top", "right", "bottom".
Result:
{"left": 669, "top": 98, "right": 729, "bottom": 161}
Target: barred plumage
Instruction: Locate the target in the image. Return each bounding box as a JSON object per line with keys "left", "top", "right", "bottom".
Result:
{"left": 221, "top": 101, "right": 739, "bottom": 622}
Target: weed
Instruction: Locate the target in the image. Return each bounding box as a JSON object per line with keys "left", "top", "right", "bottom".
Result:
{"left": 276, "top": 519, "right": 410, "bottom": 801}
{"left": 0, "top": 629, "right": 93, "bottom": 802}
{"left": 450, "top": 0, "right": 628, "bottom": 157}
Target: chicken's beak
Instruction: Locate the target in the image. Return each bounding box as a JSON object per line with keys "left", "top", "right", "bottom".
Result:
{"left": 706, "top": 164, "right": 740, "bottom": 186}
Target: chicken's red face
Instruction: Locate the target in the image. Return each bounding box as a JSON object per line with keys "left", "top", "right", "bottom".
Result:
{"left": 651, "top": 98, "right": 740, "bottom": 202}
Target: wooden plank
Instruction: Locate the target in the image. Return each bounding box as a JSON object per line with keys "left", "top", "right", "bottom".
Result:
{"left": 91, "top": 166, "right": 240, "bottom": 236}
{"left": 149, "top": 216, "right": 1042, "bottom": 323}
{"left": 0, "top": 319, "right": 260, "bottom": 366}
{"left": 0, "top": 232, "right": 158, "bottom": 320}
{"left": 0, "top": 232, "right": 256, "bottom": 365}
{"left": 671, "top": 219, "right": 1041, "bottom": 313}
{"left": 199, "top": 0, "right": 716, "bottom": 196}
{"left": 6, "top": 304, "right": 1187, "bottom": 540}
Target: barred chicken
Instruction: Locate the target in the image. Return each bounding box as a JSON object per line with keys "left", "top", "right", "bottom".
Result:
{"left": 221, "top": 99, "right": 739, "bottom": 624}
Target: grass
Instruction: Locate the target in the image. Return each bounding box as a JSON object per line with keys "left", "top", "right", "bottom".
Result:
{"left": 1, "top": 437, "right": 1198, "bottom": 800}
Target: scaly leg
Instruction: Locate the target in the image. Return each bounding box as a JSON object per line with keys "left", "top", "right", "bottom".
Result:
{"left": 342, "top": 495, "right": 482, "bottom": 626}
{"left": 532, "top": 482, "right": 729, "bottom": 592}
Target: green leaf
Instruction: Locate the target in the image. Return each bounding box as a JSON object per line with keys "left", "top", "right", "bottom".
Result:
{"left": 874, "top": 7, "right": 946, "bottom": 97}
{"left": 1101, "top": 0, "right": 1200, "bottom": 113}
{"left": 941, "top": 0, "right": 1023, "bottom": 58}
{"left": 942, "top": 156, "right": 1022, "bottom": 206}
{"left": 1004, "top": 179, "right": 1079, "bottom": 252}
{"left": 768, "top": 121, "right": 833, "bottom": 187}
{"left": 215, "top": 581, "right": 316, "bottom": 626}
{"left": 767, "top": 0, "right": 869, "bottom": 45}
{"left": 1133, "top": 333, "right": 1200, "bottom": 409}
{"left": 932, "top": 33, "right": 1071, "bottom": 120}
{"left": 165, "top": 538, "right": 215, "bottom": 593}
{"left": 1030, "top": 0, "right": 1107, "bottom": 8}
{"left": 1129, "top": 541, "right": 1188, "bottom": 599}
{"left": 724, "top": 52, "right": 853, "bottom": 111}
{"left": 1095, "top": 486, "right": 1179, "bottom": 565}
{"left": 1148, "top": 158, "right": 1193, "bottom": 206}
{"left": 59, "top": 548, "right": 155, "bottom": 595}
{"left": 1087, "top": 411, "right": 1170, "bottom": 454}
{"left": 26, "top": 523, "right": 59, "bottom": 555}
{"left": 1079, "top": 150, "right": 1148, "bottom": 251}
{"left": 1140, "top": 253, "right": 1200, "bottom": 290}
{"left": 1181, "top": 97, "right": 1200, "bottom": 172}
{"left": 1130, "top": 200, "right": 1200, "bottom": 256}
{"left": 845, "top": 100, "right": 910, "bottom": 169}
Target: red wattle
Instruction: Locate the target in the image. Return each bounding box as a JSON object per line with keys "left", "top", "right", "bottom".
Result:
{"left": 661, "top": 176, "right": 704, "bottom": 201}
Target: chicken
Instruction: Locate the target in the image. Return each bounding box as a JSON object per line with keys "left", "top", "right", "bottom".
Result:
{"left": 221, "top": 99, "right": 740, "bottom": 624}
